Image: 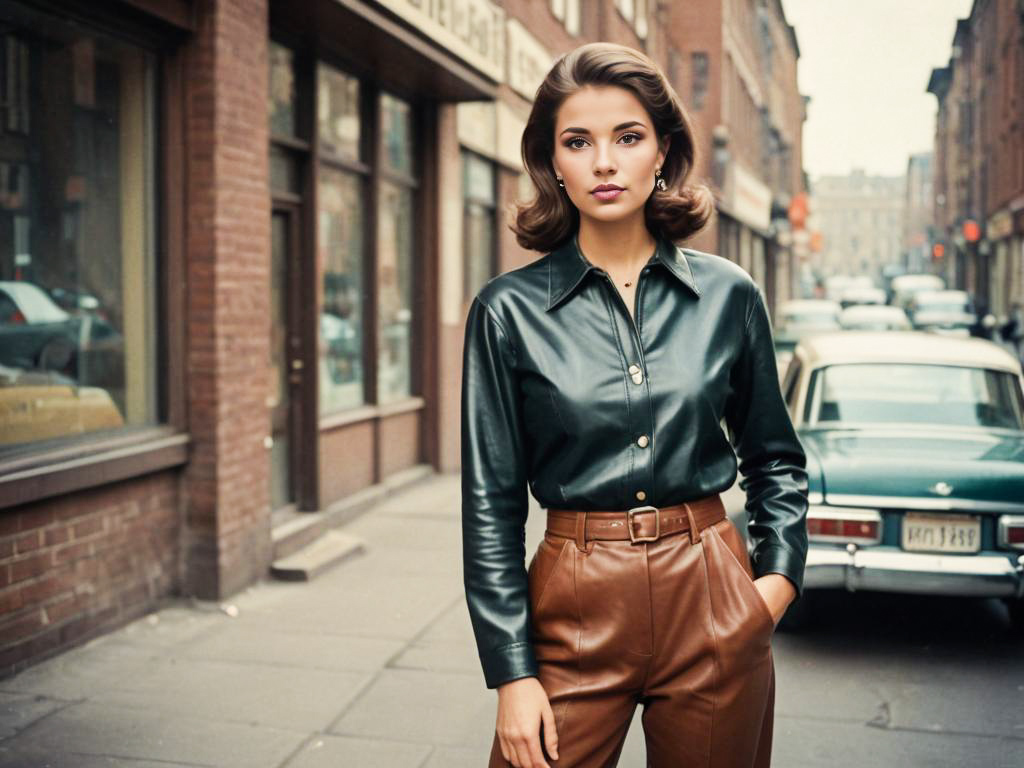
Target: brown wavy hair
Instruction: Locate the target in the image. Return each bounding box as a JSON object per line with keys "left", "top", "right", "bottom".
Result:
{"left": 510, "top": 41, "right": 713, "bottom": 253}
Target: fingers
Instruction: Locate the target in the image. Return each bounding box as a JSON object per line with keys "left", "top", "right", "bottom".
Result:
{"left": 498, "top": 730, "right": 551, "bottom": 768}
{"left": 541, "top": 703, "right": 560, "bottom": 761}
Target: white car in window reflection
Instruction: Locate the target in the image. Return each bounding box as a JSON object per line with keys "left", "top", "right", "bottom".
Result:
{"left": 778, "top": 331, "right": 1024, "bottom": 633}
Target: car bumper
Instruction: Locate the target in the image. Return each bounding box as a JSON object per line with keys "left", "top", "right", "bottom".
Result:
{"left": 804, "top": 546, "right": 1024, "bottom": 598}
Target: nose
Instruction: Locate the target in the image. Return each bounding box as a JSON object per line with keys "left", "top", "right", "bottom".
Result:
{"left": 592, "top": 140, "right": 616, "bottom": 176}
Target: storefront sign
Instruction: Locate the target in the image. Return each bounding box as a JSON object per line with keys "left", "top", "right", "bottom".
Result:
{"left": 987, "top": 209, "right": 1012, "bottom": 240}
{"left": 377, "top": 0, "right": 505, "bottom": 83}
{"left": 506, "top": 18, "right": 553, "bottom": 101}
{"left": 726, "top": 162, "right": 771, "bottom": 233}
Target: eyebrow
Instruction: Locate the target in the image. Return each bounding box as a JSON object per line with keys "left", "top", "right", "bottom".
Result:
{"left": 559, "top": 120, "right": 646, "bottom": 137}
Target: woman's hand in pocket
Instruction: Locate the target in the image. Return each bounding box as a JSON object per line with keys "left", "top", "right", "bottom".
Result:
{"left": 495, "top": 676, "right": 559, "bottom": 767}
{"left": 752, "top": 573, "right": 797, "bottom": 625}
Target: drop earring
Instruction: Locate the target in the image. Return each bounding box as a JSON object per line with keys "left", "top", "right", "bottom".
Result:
{"left": 655, "top": 168, "right": 667, "bottom": 191}
{"left": 557, "top": 175, "right": 565, "bottom": 188}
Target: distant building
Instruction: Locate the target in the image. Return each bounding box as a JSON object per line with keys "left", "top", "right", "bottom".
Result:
{"left": 811, "top": 170, "right": 905, "bottom": 282}
{"left": 666, "top": 0, "right": 808, "bottom": 314}
{"left": 904, "top": 153, "right": 934, "bottom": 274}
{"left": 927, "top": 1, "right": 1024, "bottom": 318}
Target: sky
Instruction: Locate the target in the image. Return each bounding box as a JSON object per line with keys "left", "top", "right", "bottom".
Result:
{"left": 782, "top": 0, "right": 975, "bottom": 179}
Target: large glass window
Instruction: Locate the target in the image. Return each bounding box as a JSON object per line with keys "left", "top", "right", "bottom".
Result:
{"left": 0, "top": 4, "right": 158, "bottom": 451}
{"left": 377, "top": 91, "right": 415, "bottom": 404}
{"left": 318, "top": 166, "right": 365, "bottom": 413}
{"left": 462, "top": 150, "right": 496, "bottom": 303}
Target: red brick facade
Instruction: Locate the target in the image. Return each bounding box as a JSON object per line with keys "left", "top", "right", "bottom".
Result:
{"left": 182, "top": 0, "right": 272, "bottom": 599}
{"left": 0, "top": 473, "right": 180, "bottom": 674}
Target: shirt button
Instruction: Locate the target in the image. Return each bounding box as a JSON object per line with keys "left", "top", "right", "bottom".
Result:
{"left": 636, "top": 435, "right": 649, "bottom": 448}
{"left": 628, "top": 364, "right": 641, "bottom": 374}
{"left": 635, "top": 490, "right": 647, "bottom": 501}
{"left": 631, "top": 372, "right": 644, "bottom": 385}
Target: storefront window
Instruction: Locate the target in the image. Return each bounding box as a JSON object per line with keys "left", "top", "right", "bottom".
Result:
{"left": 380, "top": 91, "right": 413, "bottom": 176}
{"left": 318, "top": 166, "right": 365, "bottom": 413}
{"left": 0, "top": 4, "right": 158, "bottom": 451}
{"left": 317, "top": 62, "right": 361, "bottom": 162}
{"left": 462, "top": 150, "right": 496, "bottom": 302}
{"left": 268, "top": 41, "right": 296, "bottom": 138}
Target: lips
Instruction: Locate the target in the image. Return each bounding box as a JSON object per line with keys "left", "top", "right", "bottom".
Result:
{"left": 592, "top": 186, "right": 624, "bottom": 201}
{"left": 591, "top": 185, "right": 623, "bottom": 193}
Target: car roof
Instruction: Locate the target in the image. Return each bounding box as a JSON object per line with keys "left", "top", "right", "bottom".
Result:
{"left": 839, "top": 305, "right": 906, "bottom": 318}
{"left": 795, "top": 331, "right": 1021, "bottom": 372}
{"left": 913, "top": 289, "right": 969, "bottom": 301}
{"left": 780, "top": 299, "right": 841, "bottom": 314}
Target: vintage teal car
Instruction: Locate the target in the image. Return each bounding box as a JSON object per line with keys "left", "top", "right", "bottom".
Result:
{"left": 778, "top": 331, "right": 1024, "bottom": 631}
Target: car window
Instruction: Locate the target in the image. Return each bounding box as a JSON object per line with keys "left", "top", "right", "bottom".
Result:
{"left": 782, "top": 359, "right": 802, "bottom": 414}
{"left": 810, "top": 364, "right": 1024, "bottom": 430}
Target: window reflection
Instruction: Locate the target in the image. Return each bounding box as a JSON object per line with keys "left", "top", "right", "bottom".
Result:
{"left": 0, "top": 6, "right": 157, "bottom": 450}
{"left": 317, "top": 63, "right": 360, "bottom": 161}
{"left": 377, "top": 180, "right": 413, "bottom": 403}
{"left": 318, "top": 166, "right": 364, "bottom": 412}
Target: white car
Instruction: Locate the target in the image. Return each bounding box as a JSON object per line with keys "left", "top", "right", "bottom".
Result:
{"left": 839, "top": 305, "right": 911, "bottom": 331}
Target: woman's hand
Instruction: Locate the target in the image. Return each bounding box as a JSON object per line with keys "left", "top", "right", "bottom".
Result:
{"left": 752, "top": 573, "right": 797, "bottom": 626}
{"left": 495, "top": 676, "right": 559, "bottom": 767}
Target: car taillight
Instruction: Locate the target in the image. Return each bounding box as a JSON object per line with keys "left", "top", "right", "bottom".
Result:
{"left": 997, "top": 515, "right": 1024, "bottom": 550}
{"left": 807, "top": 506, "right": 882, "bottom": 544}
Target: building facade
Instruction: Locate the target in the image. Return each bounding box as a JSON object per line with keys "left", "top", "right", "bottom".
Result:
{"left": 928, "top": 0, "right": 1024, "bottom": 318}
{"left": 666, "top": 0, "right": 808, "bottom": 315}
{"left": 904, "top": 153, "right": 934, "bottom": 274}
{"left": 810, "top": 170, "right": 906, "bottom": 283}
{"left": 0, "top": 0, "right": 804, "bottom": 676}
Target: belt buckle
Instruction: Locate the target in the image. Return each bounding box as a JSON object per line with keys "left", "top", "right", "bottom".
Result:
{"left": 627, "top": 505, "right": 660, "bottom": 543}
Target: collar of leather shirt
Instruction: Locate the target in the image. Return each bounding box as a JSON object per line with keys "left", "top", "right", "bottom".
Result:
{"left": 546, "top": 230, "right": 701, "bottom": 312}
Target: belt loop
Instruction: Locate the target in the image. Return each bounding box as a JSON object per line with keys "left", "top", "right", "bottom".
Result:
{"left": 684, "top": 503, "right": 699, "bottom": 546}
{"left": 575, "top": 511, "right": 588, "bottom": 552}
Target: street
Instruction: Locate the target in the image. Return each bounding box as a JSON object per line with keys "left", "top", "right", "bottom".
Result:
{"left": 0, "top": 473, "right": 1019, "bottom": 767}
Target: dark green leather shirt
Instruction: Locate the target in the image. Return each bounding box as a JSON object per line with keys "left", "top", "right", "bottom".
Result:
{"left": 461, "top": 230, "right": 809, "bottom": 690}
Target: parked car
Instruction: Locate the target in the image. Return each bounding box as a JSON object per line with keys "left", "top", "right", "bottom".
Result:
{"left": 838, "top": 305, "right": 911, "bottom": 331}
{"left": 774, "top": 299, "right": 842, "bottom": 376}
{"left": 908, "top": 289, "right": 977, "bottom": 336}
{"left": 0, "top": 280, "right": 123, "bottom": 384}
{"left": 890, "top": 273, "right": 946, "bottom": 311}
{"left": 838, "top": 286, "right": 886, "bottom": 308}
{"left": 778, "top": 331, "right": 1024, "bottom": 632}
{"left": 0, "top": 364, "right": 123, "bottom": 446}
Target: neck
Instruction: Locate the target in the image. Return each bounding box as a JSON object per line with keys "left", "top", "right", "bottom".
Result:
{"left": 577, "top": 214, "right": 658, "bottom": 273}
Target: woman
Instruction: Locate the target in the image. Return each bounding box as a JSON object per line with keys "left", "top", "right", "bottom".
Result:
{"left": 461, "top": 42, "right": 808, "bottom": 768}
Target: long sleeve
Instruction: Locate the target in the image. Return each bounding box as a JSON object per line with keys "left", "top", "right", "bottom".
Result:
{"left": 460, "top": 295, "right": 538, "bottom": 689}
{"left": 724, "top": 281, "right": 810, "bottom": 597}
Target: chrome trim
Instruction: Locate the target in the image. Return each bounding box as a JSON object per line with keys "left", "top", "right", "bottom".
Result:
{"left": 807, "top": 505, "right": 883, "bottom": 545}
{"left": 807, "top": 490, "right": 824, "bottom": 505}
{"left": 997, "top": 515, "right": 1024, "bottom": 550}
{"left": 825, "top": 493, "right": 1024, "bottom": 514}
{"left": 803, "top": 546, "right": 1023, "bottom": 597}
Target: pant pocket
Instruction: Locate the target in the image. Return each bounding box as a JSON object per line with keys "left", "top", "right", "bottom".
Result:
{"left": 706, "top": 520, "right": 776, "bottom": 636}
{"left": 528, "top": 534, "right": 580, "bottom": 663}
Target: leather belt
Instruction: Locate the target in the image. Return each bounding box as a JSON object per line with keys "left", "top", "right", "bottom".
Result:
{"left": 545, "top": 494, "right": 727, "bottom": 551}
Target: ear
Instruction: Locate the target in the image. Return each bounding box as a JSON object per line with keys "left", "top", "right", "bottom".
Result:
{"left": 657, "top": 135, "right": 671, "bottom": 167}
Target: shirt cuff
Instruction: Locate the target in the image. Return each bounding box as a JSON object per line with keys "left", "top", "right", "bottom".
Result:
{"left": 482, "top": 641, "right": 539, "bottom": 690}
{"left": 751, "top": 545, "right": 806, "bottom": 598}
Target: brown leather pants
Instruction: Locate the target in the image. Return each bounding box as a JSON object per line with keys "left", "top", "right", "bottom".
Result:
{"left": 488, "top": 499, "right": 776, "bottom": 768}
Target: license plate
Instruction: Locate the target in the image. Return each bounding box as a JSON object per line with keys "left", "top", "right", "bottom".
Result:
{"left": 901, "top": 513, "right": 980, "bottom": 553}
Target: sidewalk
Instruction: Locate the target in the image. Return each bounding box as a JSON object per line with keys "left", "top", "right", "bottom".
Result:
{"left": 0, "top": 473, "right": 652, "bottom": 767}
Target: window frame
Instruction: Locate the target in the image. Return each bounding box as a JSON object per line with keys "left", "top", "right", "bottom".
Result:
{"left": 0, "top": 1, "right": 189, "bottom": 510}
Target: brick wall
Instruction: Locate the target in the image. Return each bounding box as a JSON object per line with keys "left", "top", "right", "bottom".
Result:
{"left": 183, "top": 0, "right": 273, "bottom": 599}
{"left": 0, "top": 472, "right": 180, "bottom": 678}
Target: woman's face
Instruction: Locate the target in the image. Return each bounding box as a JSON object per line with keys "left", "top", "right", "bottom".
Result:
{"left": 551, "top": 84, "right": 669, "bottom": 223}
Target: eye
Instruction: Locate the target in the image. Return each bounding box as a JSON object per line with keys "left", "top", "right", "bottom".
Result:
{"left": 620, "top": 132, "right": 642, "bottom": 145}
{"left": 565, "top": 137, "right": 587, "bottom": 150}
